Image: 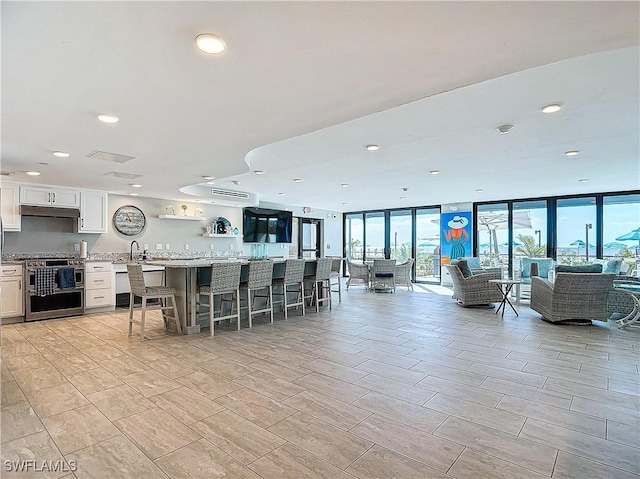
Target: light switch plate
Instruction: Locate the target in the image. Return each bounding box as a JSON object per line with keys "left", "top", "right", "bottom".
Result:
{"left": 155, "top": 244, "right": 163, "bottom": 250}
{"left": 185, "top": 244, "right": 189, "bottom": 250}
{"left": 165, "top": 244, "right": 170, "bottom": 250}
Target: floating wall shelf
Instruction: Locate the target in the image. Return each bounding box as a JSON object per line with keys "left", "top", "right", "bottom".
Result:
{"left": 158, "top": 215, "right": 206, "bottom": 221}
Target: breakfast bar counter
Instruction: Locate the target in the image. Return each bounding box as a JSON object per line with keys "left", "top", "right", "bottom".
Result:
{"left": 144, "top": 258, "right": 317, "bottom": 334}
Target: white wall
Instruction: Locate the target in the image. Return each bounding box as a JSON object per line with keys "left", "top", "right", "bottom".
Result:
{"left": 4, "top": 194, "right": 344, "bottom": 258}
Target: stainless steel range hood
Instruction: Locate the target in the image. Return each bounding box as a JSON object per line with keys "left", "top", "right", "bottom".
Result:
{"left": 20, "top": 205, "right": 80, "bottom": 218}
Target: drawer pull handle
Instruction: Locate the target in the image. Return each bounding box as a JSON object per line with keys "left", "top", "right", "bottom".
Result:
{"left": 4, "top": 269, "right": 17, "bottom": 274}
{"left": 94, "top": 266, "right": 104, "bottom": 270}
{"left": 94, "top": 279, "right": 104, "bottom": 283}
{"left": 94, "top": 296, "right": 104, "bottom": 299}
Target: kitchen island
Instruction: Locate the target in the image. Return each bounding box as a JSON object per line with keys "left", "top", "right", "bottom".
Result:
{"left": 144, "top": 258, "right": 317, "bottom": 334}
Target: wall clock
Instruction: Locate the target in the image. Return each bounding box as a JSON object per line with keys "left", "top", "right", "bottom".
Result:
{"left": 113, "top": 205, "right": 146, "bottom": 236}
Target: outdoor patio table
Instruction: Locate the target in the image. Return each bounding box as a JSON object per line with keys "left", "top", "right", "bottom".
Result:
{"left": 612, "top": 282, "right": 640, "bottom": 329}
{"left": 490, "top": 279, "right": 522, "bottom": 317}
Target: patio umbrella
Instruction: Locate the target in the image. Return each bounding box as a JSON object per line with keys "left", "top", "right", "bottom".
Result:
{"left": 477, "top": 210, "right": 532, "bottom": 256}
{"left": 569, "top": 239, "right": 594, "bottom": 255}
{"left": 616, "top": 227, "right": 640, "bottom": 248}
{"left": 604, "top": 241, "right": 627, "bottom": 249}
{"left": 501, "top": 241, "right": 522, "bottom": 247}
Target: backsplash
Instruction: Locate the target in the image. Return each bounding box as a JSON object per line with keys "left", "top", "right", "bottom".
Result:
{"left": 2, "top": 251, "right": 249, "bottom": 263}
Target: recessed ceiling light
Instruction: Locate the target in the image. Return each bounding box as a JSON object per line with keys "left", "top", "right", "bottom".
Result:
{"left": 129, "top": 193, "right": 139, "bottom": 196}
{"left": 26, "top": 171, "right": 40, "bottom": 176}
{"left": 254, "top": 170, "right": 264, "bottom": 175}
{"left": 293, "top": 178, "right": 303, "bottom": 183}
{"left": 429, "top": 170, "right": 440, "bottom": 175}
{"left": 476, "top": 188, "right": 484, "bottom": 192}
{"left": 579, "top": 178, "right": 590, "bottom": 183}
{"left": 542, "top": 103, "right": 562, "bottom": 113}
{"left": 206, "top": 181, "right": 215, "bottom": 185}
{"left": 341, "top": 183, "right": 349, "bottom": 188}
{"left": 496, "top": 124, "right": 514, "bottom": 134}
{"left": 366, "top": 145, "right": 379, "bottom": 151}
{"left": 38, "top": 162, "right": 49, "bottom": 166}
{"left": 97, "top": 114, "right": 119, "bottom": 123}
{"left": 53, "top": 151, "right": 69, "bottom": 158}
{"left": 195, "top": 33, "right": 226, "bottom": 54}
{"left": 278, "top": 192, "right": 286, "bottom": 196}
{"left": 565, "top": 150, "right": 579, "bottom": 157}
{"left": 202, "top": 176, "right": 215, "bottom": 180}
{"left": 130, "top": 184, "right": 142, "bottom": 188}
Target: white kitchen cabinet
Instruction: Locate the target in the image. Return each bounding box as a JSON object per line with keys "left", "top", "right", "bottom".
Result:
{"left": 1, "top": 264, "right": 24, "bottom": 318}
{"left": 20, "top": 185, "right": 80, "bottom": 208}
{"left": 79, "top": 191, "right": 108, "bottom": 233}
{"left": 85, "top": 262, "right": 115, "bottom": 311}
{"left": 1, "top": 182, "right": 21, "bottom": 231}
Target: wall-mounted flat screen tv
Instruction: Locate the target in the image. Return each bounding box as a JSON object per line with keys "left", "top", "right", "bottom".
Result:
{"left": 243, "top": 207, "right": 293, "bottom": 243}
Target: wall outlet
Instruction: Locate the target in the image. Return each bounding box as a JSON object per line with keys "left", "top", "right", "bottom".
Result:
{"left": 155, "top": 243, "right": 163, "bottom": 250}
{"left": 143, "top": 243, "right": 149, "bottom": 250}
{"left": 74, "top": 243, "right": 80, "bottom": 252}
{"left": 210, "top": 244, "right": 215, "bottom": 250}
{"left": 165, "top": 244, "right": 170, "bottom": 250}
{"left": 185, "top": 244, "right": 189, "bottom": 250}
{"left": 229, "top": 243, "right": 234, "bottom": 250}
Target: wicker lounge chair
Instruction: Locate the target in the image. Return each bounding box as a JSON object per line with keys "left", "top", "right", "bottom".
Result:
{"left": 530, "top": 273, "right": 615, "bottom": 324}
{"left": 346, "top": 260, "right": 370, "bottom": 290}
{"left": 395, "top": 258, "right": 414, "bottom": 291}
{"left": 443, "top": 264, "right": 503, "bottom": 307}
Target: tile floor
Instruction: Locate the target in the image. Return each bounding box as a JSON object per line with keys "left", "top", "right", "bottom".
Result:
{"left": 1, "top": 282, "right": 639, "bottom": 478}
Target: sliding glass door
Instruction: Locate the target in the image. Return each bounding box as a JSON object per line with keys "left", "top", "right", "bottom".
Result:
{"left": 364, "top": 212, "right": 386, "bottom": 260}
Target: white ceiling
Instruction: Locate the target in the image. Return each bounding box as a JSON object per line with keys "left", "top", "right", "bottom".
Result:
{"left": 2, "top": 2, "right": 639, "bottom": 212}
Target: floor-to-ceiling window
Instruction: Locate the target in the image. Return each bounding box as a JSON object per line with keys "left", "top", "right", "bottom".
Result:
{"left": 345, "top": 213, "right": 364, "bottom": 261}
{"left": 390, "top": 210, "right": 412, "bottom": 263}
{"left": 415, "top": 208, "right": 440, "bottom": 283}
{"left": 364, "top": 212, "right": 386, "bottom": 260}
{"left": 603, "top": 193, "right": 640, "bottom": 274}
{"left": 511, "top": 200, "right": 548, "bottom": 275}
{"left": 476, "top": 203, "right": 510, "bottom": 276}
{"left": 474, "top": 191, "right": 639, "bottom": 278}
{"left": 556, "top": 197, "right": 597, "bottom": 264}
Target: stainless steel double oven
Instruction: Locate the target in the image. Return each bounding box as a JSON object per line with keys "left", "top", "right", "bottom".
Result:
{"left": 25, "top": 258, "right": 85, "bottom": 321}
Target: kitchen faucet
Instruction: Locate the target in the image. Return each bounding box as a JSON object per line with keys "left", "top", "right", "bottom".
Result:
{"left": 130, "top": 240, "right": 140, "bottom": 261}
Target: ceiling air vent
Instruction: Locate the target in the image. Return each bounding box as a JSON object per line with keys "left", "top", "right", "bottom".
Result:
{"left": 86, "top": 150, "right": 135, "bottom": 163}
{"left": 0, "top": 171, "right": 15, "bottom": 176}
{"left": 210, "top": 188, "right": 250, "bottom": 200}
{"left": 103, "top": 171, "right": 143, "bottom": 179}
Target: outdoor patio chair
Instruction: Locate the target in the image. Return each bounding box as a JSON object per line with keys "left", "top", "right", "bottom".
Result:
{"left": 443, "top": 264, "right": 503, "bottom": 307}
{"left": 346, "top": 260, "right": 370, "bottom": 290}
{"left": 395, "top": 258, "right": 414, "bottom": 291}
{"left": 530, "top": 273, "right": 615, "bottom": 325}
{"left": 371, "top": 259, "right": 396, "bottom": 292}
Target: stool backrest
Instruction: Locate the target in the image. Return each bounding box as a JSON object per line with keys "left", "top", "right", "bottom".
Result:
{"left": 126, "top": 263, "right": 146, "bottom": 296}
{"left": 247, "top": 260, "right": 274, "bottom": 289}
{"left": 314, "top": 258, "right": 333, "bottom": 281}
{"left": 210, "top": 262, "right": 242, "bottom": 294}
{"left": 283, "top": 259, "right": 306, "bottom": 285}
{"left": 329, "top": 257, "right": 342, "bottom": 275}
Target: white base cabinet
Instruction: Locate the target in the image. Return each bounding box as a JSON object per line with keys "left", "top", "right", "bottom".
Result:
{"left": 85, "top": 262, "right": 115, "bottom": 311}
{"left": 1, "top": 264, "right": 24, "bottom": 318}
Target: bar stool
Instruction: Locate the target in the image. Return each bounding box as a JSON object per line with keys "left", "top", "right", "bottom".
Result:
{"left": 240, "top": 260, "right": 274, "bottom": 327}
{"left": 328, "top": 257, "right": 343, "bottom": 302}
{"left": 197, "top": 262, "right": 241, "bottom": 336}
{"left": 127, "top": 264, "right": 181, "bottom": 341}
{"left": 304, "top": 257, "right": 332, "bottom": 313}
{"left": 271, "top": 259, "right": 306, "bottom": 319}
